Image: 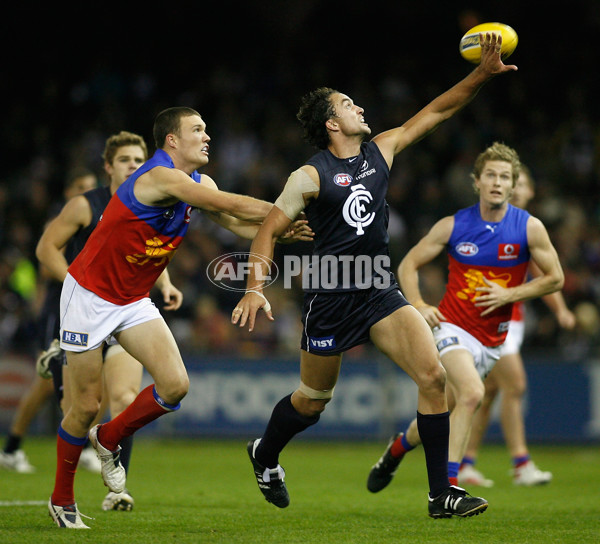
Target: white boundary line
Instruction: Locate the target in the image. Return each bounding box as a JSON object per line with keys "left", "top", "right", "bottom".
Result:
{"left": 0, "top": 500, "right": 46, "bottom": 506}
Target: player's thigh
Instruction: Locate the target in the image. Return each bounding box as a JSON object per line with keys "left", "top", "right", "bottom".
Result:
{"left": 114, "top": 318, "right": 187, "bottom": 388}
{"left": 64, "top": 347, "right": 104, "bottom": 407}
{"left": 493, "top": 352, "right": 527, "bottom": 393}
{"left": 299, "top": 350, "right": 342, "bottom": 390}
{"left": 103, "top": 347, "right": 143, "bottom": 401}
{"left": 441, "top": 348, "right": 483, "bottom": 400}
{"left": 370, "top": 305, "right": 441, "bottom": 383}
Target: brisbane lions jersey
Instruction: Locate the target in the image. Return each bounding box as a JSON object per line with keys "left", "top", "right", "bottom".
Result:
{"left": 438, "top": 203, "right": 530, "bottom": 347}
{"left": 303, "top": 141, "right": 396, "bottom": 292}
{"left": 68, "top": 149, "right": 200, "bottom": 305}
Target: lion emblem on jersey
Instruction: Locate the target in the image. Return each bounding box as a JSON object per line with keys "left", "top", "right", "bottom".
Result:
{"left": 126, "top": 237, "right": 177, "bottom": 266}
{"left": 456, "top": 269, "right": 512, "bottom": 302}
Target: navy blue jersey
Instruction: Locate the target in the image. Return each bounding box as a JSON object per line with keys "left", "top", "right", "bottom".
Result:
{"left": 64, "top": 185, "right": 112, "bottom": 263}
{"left": 38, "top": 185, "right": 112, "bottom": 346}
{"left": 303, "top": 141, "right": 396, "bottom": 292}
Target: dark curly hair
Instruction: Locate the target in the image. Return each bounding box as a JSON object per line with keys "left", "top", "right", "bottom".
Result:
{"left": 296, "top": 87, "right": 339, "bottom": 149}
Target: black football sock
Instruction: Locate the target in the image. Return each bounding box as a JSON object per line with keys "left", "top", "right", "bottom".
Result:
{"left": 119, "top": 435, "right": 134, "bottom": 475}
{"left": 4, "top": 433, "right": 22, "bottom": 454}
{"left": 417, "top": 410, "right": 450, "bottom": 498}
{"left": 255, "top": 394, "right": 320, "bottom": 468}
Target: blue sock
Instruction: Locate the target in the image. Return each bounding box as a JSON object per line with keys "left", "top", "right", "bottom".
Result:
{"left": 513, "top": 454, "right": 530, "bottom": 467}
{"left": 461, "top": 456, "right": 476, "bottom": 467}
{"left": 448, "top": 461, "right": 460, "bottom": 481}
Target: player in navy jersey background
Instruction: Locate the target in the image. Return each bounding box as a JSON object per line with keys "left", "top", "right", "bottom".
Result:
{"left": 368, "top": 143, "right": 564, "bottom": 494}
{"left": 233, "top": 33, "right": 515, "bottom": 518}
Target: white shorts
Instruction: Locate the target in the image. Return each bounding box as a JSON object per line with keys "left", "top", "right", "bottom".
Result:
{"left": 499, "top": 320, "right": 524, "bottom": 357}
{"left": 432, "top": 322, "right": 501, "bottom": 379}
{"left": 60, "top": 273, "right": 162, "bottom": 352}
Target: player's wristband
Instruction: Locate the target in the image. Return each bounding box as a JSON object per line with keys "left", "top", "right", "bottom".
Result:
{"left": 246, "top": 289, "right": 272, "bottom": 312}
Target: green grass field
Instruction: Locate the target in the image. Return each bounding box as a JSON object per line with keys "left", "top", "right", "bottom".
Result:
{"left": 0, "top": 438, "right": 598, "bottom": 543}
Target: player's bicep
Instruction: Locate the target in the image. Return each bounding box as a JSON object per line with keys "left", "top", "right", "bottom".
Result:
{"left": 274, "top": 166, "right": 319, "bottom": 220}
{"left": 38, "top": 197, "right": 91, "bottom": 251}
{"left": 527, "top": 217, "right": 562, "bottom": 276}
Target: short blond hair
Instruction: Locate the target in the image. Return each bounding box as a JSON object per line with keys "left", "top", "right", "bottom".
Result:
{"left": 471, "top": 142, "right": 521, "bottom": 193}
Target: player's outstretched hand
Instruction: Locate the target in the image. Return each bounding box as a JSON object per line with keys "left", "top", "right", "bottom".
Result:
{"left": 231, "top": 290, "right": 274, "bottom": 332}
{"left": 479, "top": 32, "right": 518, "bottom": 75}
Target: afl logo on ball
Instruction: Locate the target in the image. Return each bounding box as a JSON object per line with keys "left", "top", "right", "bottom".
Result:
{"left": 334, "top": 173, "right": 352, "bottom": 187}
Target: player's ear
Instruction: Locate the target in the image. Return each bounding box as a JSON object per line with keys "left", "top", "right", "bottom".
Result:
{"left": 325, "top": 118, "right": 339, "bottom": 132}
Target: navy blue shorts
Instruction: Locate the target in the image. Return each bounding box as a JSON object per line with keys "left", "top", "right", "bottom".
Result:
{"left": 300, "top": 284, "right": 409, "bottom": 356}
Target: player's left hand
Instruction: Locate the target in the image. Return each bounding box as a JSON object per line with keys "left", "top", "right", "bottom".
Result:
{"left": 161, "top": 283, "right": 183, "bottom": 311}
{"left": 277, "top": 214, "right": 314, "bottom": 244}
{"left": 474, "top": 277, "right": 511, "bottom": 316}
{"left": 478, "top": 32, "right": 518, "bottom": 75}
{"left": 231, "top": 291, "right": 274, "bottom": 332}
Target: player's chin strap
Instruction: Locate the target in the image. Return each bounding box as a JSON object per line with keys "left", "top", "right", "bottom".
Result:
{"left": 246, "top": 289, "right": 271, "bottom": 312}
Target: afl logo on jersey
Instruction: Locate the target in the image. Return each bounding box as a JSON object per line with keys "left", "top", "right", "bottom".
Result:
{"left": 184, "top": 205, "right": 193, "bottom": 223}
{"left": 456, "top": 242, "right": 479, "bottom": 256}
{"left": 334, "top": 173, "right": 353, "bottom": 187}
{"left": 343, "top": 183, "right": 375, "bottom": 235}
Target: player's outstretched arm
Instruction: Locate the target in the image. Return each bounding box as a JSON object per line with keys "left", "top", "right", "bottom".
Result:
{"left": 138, "top": 167, "right": 273, "bottom": 222}
{"left": 374, "top": 32, "right": 518, "bottom": 166}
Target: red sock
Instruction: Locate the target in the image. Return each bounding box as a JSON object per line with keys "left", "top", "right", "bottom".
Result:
{"left": 449, "top": 476, "right": 458, "bottom": 486}
{"left": 51, "top": 430, "right": 85, "bottom": 506}
{"left": 98, "top": 385, "right": 172, "bottom": 450}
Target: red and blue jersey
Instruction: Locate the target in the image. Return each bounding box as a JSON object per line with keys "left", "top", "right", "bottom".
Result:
{"left": 68, "top": 149, "right": 200, "bottom": 305}
{"left": 438, "top": 203, "right": 530, "bottom": 347}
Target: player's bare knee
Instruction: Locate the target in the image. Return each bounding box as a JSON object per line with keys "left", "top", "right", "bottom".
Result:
{"left": 110, "top": 389, "right": 138, "bottom": 417}
{"left": 77, "top": 398, "right": 102, "bottom": 428}
{"left": 457, "top": 383, "right": 485, "bottom": 413}
{"left": 157, "top": 375, "right": 189, "bottom": 405}
{"left": 416, "top": 361, "right": 446, "bottom": 395}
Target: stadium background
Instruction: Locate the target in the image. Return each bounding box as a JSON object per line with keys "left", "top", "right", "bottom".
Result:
{"left": 1, "top": 1, "right": 599, "bottom": 442}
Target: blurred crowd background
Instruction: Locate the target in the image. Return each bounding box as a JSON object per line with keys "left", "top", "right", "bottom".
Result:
{"left": 2, "top": 1, "right": 600, "bottom": 363}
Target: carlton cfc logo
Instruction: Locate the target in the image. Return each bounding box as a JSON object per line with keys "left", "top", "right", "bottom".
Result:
{"left": 334, "top": 173, "right": 352, "bottom": 186}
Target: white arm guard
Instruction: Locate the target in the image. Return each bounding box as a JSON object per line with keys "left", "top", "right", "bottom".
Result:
{"left": 274, "top": 168, "right": 319, "bottom": 219}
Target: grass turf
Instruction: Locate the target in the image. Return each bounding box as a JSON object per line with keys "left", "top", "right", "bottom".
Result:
{"left": 0, "top": 438, "right": 598, "bottom": 543}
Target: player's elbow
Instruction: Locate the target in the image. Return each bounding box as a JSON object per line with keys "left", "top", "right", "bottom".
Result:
{"left": 548, "top": 269, "right": 564, "bottom": 294}
{"left": 35, "top": 241, "right": 48, "bottom": 265}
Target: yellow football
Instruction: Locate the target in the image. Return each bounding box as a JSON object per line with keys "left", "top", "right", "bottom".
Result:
{"left": 459, "top": 22, "right": 518, "bottom": 64}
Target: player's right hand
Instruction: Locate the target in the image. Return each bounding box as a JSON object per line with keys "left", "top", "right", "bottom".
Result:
{"left": 231, "top": 291, "right": 274, "bottom": 332}
{"left": 414, "top": 302, "right": 446, "bottom": 329}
